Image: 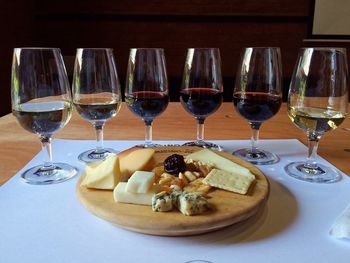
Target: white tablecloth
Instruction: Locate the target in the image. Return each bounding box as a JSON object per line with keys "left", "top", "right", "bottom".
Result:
{"left": 0, "top": 139, "right": 349, "bottom": 263}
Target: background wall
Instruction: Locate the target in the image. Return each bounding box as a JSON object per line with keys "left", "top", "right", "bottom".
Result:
{"left": 313, "top": 0, "right": 350, "bottom": 36}
{"left": 1, "top": 0, "right": 349, "bottom": 116}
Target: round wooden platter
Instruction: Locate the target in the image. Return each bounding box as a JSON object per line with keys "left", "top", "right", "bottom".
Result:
{"left": 76, "top": 146, "right": 270, "bottom": 236}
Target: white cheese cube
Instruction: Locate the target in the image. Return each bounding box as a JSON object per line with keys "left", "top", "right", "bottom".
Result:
{"left": 126, "top": 171, "right": 155, "bottom": 193}
{"left": 113, "top": 182, "right": 159, "bottom": 206}
{"left": 81, "top": 154, "right": 121, "bottom": 190}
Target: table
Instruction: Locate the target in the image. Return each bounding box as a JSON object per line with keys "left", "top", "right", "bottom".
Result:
{"left": 0, "top": 102, "right": 349, "bottom": 186}
{"left": 2, "top": 102, "right": 350, "bottom": 263}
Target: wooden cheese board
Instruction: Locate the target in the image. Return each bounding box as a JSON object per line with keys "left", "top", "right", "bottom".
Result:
{"left": 76, "top": 146, "right": 270, "bottom": 236}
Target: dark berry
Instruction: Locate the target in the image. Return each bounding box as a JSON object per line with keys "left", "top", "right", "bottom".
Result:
{"left": 164, "top": 154, "right": 186, "bottom": 175}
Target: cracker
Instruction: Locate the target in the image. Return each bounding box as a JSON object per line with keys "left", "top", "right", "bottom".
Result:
{"left": 202, "top": 168, "right": 254, "bottom": 195}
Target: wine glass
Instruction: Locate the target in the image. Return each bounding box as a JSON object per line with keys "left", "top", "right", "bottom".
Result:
{"left": 11, "top": 47, "right": 78, "bottom": 184}
{"left": 72, "top": 48, "right": 122, "bottom": 163}
{"left": 285, "top": 47, "right": 348, "bottom": 183}
{"left": 180, "top": 48, "right": 223, "bottom": 151}
{"left": 232, "top": 47, "right": 282, "bottom": 164}
{"left": 125, "top": 48, "right": 169, "bottom": 148}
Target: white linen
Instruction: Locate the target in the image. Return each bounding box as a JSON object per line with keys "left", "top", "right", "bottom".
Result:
{"left": 0, "top": 139, "right": 349, "bottom": 263}
{"left": 330, "top": 204, "right": 350, "bottom": 239}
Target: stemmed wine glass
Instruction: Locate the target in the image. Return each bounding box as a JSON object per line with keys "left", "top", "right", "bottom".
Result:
{"left": 285, "top": 47, "right": 348, "bottom": 183}
{"left": 125, "top": 48, "right": 169, "bottom": 148}
{"left": 72, "top": 48, "right": 122, "bottom": 163}
{"left": 180, "top": 48, "right": 223, "bottom": 151}
{"left": 233, "top": 47, "right": 282, "bottom": 164}
{"left": 11, "top": 48, "right": 78, "bottom": 184}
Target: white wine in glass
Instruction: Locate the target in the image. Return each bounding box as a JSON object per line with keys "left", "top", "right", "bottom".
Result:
{"left": 72, "top": 48, "right": 122, "bottom": 163}
{"left": 285, "top": 47, "right": 348, "bottom": 183}
{"left": 11, "top": 48, "right": 78, "bottom": 184}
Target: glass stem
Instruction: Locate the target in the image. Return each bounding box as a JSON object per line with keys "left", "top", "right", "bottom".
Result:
{"left": 250, "top": 122, "right": 261, "bottom": 153}
{"left": 39, "top": 135, "right": 55, "bottom": 174}
{"left": 94, "top": 122, "right": 105, "bottom": 153}
{"left": 304, "top": 132, "right": 321, "bottom": 169}
{"left": 144, "top": 119, "right": 153, "bottom": 147}
{"left": 196, "top": 118, "right": 205, "bottom": 143}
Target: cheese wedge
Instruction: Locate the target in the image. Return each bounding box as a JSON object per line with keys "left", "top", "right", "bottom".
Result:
{"left": 81, "top": 154, "right": 121, "bottom": 190}
{"left": 186, "top": 149, "right": 255, "bottom": 180}
{"left": 113, "top": 182, "right": 159, "bottom": 205}
{"left": 126, "top": 171, "right": 155, "bottom": 193}
{"left": 203, "top": 168, "right": 254, "bottom": 194}
{"left": 119, "top": 148, "right": 155, "bottom": 181}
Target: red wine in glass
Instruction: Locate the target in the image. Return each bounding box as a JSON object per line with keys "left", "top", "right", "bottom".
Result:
{"left": 232, "top": 47, "right": 282, "bottom": 165}
{"left": 180, "top": 48, "right": 223, "bottom": 151}
{"left": 180, "top": 88, "right": 223, "bottom": 119}
{"left": 125, "top": 48, "right": 169, "bottom": 147}
{"left": 125, "top": 91, "right": 169, "bottom": 123}
{"left": 233, "top": 92, "right": 282, "bottom": 123}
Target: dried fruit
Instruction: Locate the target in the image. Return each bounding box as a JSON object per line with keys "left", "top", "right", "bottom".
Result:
{"left": 164, "top": 154, "right": 186, "bottom": 175}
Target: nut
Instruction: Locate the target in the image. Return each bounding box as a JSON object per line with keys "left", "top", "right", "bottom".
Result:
{"left": 184, "top": 158, "right": 214, "bottom": 176}
{"left": 158, "top": 173, "right": 174, "bottom": 185}
{"left": 197, "top": 164, "right": 213, "bottom": 176}
{"left": 184, "top": 171, "right": 197, "bottom": 182}
{"left": 185, "top": 162, "right": 198, "bottom": 172}
{"left": 184, "top": 178, "right": 212, "bottom": 194}
{"left": 193, "top": 171, "right": 201, "bottom": 177}
{"left": 178, "top": 172, "right": 189, "bottom": 185}
{"left": 152, "top": 165, "right": 165, "bottom": 181}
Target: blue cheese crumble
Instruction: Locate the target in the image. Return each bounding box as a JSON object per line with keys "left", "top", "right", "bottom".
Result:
{"left": 152, "top": 186, "right": 210, "bottom": 216}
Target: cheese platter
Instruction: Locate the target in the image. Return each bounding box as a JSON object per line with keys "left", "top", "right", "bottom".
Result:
{"left": 76, "top": 146, "right": 270, "bottom": 236}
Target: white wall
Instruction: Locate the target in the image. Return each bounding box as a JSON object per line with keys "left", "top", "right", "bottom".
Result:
{"left": 313, "top": 0, "right": 350, "bottom": 35}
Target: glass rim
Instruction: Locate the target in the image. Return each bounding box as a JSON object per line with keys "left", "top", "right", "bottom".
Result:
{"left": 187, "top": 47, "right": 220, "bottom": 50}
{"left": 76, "top": 48, "right": 114, "bottom": 51}
{"left": 299, "top": 47, "right": 346, "bottom": 52}
{"left": 241, "top": 47, "right": 281, "bottom": 50}
{"left": 14, "top": 47, "right": 61, "bottom": 51}
{"left": 130, "top": 48, "right": 164, "bottom": 51}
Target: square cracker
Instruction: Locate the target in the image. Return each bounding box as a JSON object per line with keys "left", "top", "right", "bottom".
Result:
{"left": 202, "top": 168, "right": 255, "bottom": 195}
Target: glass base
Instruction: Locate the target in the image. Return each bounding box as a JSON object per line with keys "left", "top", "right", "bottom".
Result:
{"left": 21, "top": 163, "right": 78, "bottom": 185}
{"left": 78, "top": 148, "right": 118, "bottom": 163}
{"left": 284, "top": 161, "right": 342, "bottom": 183}
{"left": 232, "top": 148, "right": 279, "bottom": 165}
{"left": 182, "top": 141, "right": 223, "bottom": 151}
